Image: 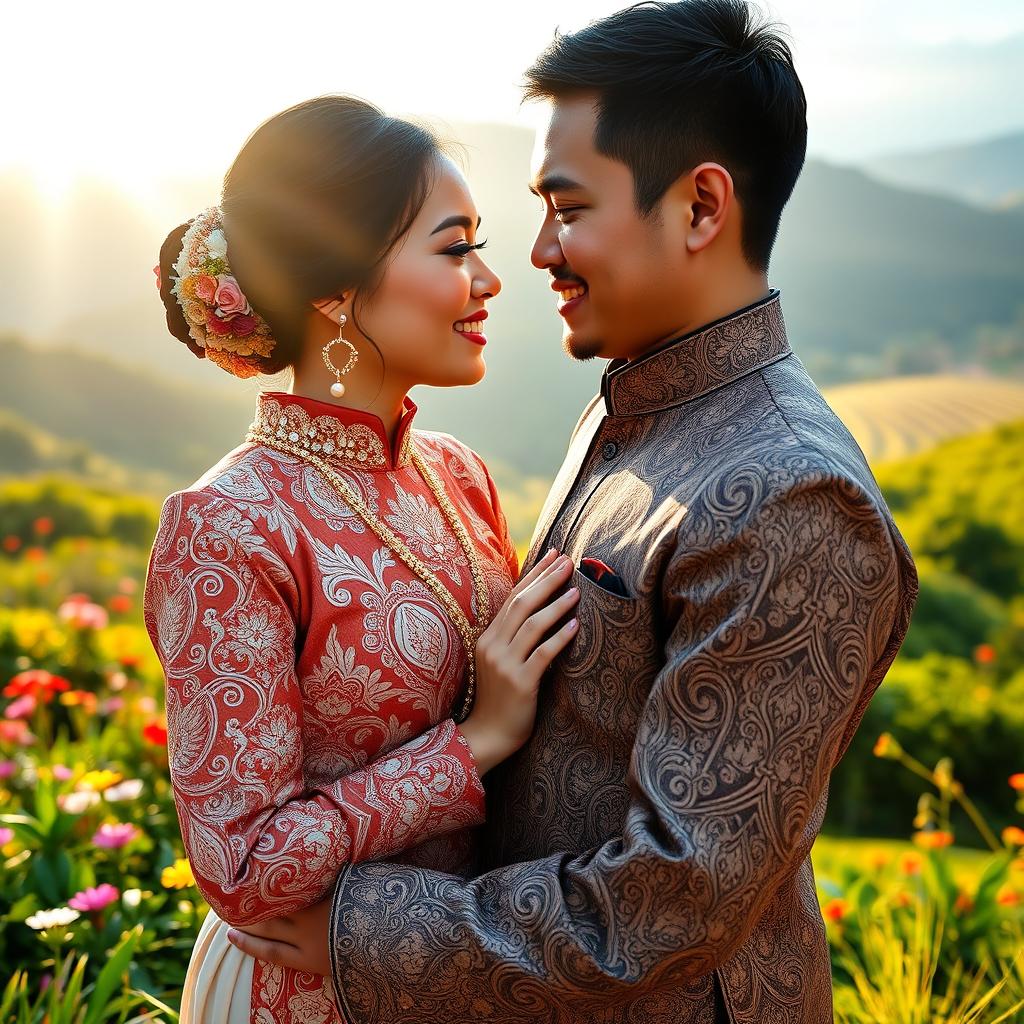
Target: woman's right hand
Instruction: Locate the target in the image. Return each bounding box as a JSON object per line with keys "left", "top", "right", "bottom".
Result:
{"left": 459, "top": 550, "right": 580, "bottom": 775}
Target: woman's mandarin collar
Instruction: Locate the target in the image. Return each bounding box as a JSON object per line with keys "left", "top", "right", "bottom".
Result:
{"left": 248, "top": 390, "right": 417, "bottom": 470}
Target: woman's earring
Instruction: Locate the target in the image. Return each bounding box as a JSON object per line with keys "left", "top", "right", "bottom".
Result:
{"left": 322, "top": 311, "right": 358, "bottom": 398}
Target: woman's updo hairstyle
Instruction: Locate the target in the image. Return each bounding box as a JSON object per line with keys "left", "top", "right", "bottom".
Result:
{"left": 157, "top": 95, "right": 445, "bottom": 376}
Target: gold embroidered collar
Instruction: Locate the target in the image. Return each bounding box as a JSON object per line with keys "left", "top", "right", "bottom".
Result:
{"left": 245, "top": 391, "right": 416, "bottom": 471}
{"left": 602, "top": 289, "right": 792, "bottom": 417}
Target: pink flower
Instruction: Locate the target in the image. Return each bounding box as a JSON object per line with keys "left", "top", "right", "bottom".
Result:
{"left": 92, "top": 822, "right": 139, "bottom": 849}
{"left": 214, "top": 275, "right": 249, "bottom": 316}
{"left": 57, "top": 594, "right": 108, "bottom": 630}
{"left": 193, "top": 274, "right": 218, "bottom": 303}
{"left": 69, "top": 884, "right": 119, "bottom": 912}
{"left": 52, "top": 763, "right": 74, "bottom": 781}
{"left": 4, "top": 694, "right": 36, "bottom": 719}
{"left": 0, "top": 720, "right": 34, "bottom": 746}
{"left": 152, "top": 264, "right": 162, "bottom": 292}
{"left": 0, "top": 760, "right": 16, "bottom": 779}
{"left": 0, "top": 827, "right": 14, "bottom": 845}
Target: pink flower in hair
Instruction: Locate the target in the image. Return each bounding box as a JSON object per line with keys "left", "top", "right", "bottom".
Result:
{"left": 152, "top": 264, "right": 161, "bottom": 291}
{"left": 214, "top": 275, "right": 249, "bottom": 316}
{"left": 193, "top": 274, "right": 218, "bottom": 304}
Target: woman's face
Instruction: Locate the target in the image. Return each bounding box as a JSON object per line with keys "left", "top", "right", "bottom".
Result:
{"left": 349, "top": 155, "right": 501, "bottom": 389}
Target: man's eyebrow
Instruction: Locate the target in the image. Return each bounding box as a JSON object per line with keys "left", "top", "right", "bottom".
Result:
{"left": 430, "top": 214, "right": 482, "bottom": 236}
{"left": 528, "top": 174, "right": 585, "bottom": 196}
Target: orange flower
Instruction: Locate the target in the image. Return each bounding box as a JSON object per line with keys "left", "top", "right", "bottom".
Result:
{"left": 868, "top": 852, "right": 890, "bottom": 871}
{"left": 1009, "top": 774, "right": 1024, "bottom": 792}
{"left": 25, "top": 547, "right": 45, "bottom": 562}
{"left": 2, "top": 536, "right": 21, "bottom": 553}
{"left": 142, "top": 720, "right": 168, "bottom": 746}
{"left": 1002, "top": 827, "right": 1024, "bottom": 847}
{"left": 873, "top": 733, "right": 901, "bottom": 759}
{"left": 913, "top": 830, "right": 954, "bottom": 849}
{"left": 107, "top": 595, "right": 132, "bottom": 614}
{"left": 822, "top": 899, "right": 848, "bottom": 923}
{"left": 892, "top": 891, "right": 913, "bottom": 908}
{"left": 32, "top": 517, "right": 53, "bottom": 536}
{"left": 901, "top": 854, "right": 922, "bottom": 876}
{"left": 60, "top": 689, "right": 97, "bottom": 710}
{"left": 996, "top": 890, "right": 1021, "bottom": 907}
{"left": 953, "top": 891, "right": 974, "bottom": 915}
{"left": 974, "top": 643, "right": 996, "bottom": 665}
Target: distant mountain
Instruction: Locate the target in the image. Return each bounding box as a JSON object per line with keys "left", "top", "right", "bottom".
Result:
{"left": 2, "top": 124, "right": 1024, "bottom": 478}
{"left": 861, "top": 129, "right": 1024, "bottom": 208}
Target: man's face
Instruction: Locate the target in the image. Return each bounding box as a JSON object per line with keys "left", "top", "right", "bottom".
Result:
{"left": 528, "top": 94, "right": 691, "bottom": 362}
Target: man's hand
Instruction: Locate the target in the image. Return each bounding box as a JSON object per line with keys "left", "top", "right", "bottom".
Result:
{"left": 226, "top": 894, "right": 332, "bottom": 976}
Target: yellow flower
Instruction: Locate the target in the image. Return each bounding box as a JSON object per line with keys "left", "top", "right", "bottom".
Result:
{"left": 932, "top": 758, "right": 954, "bottom": 793}
{"left": 1002, "top": 826, "right": 1024, "bottom": 847}
{"left": 77, "top": 769, "right": 123, "bottom": 792}
{"left": 873, "top": 733, "right": 901, "bottom": 759}
{"left": 161, "top": 858, "right": 195, "bottom": 889}
{"left": 913, "top": 830, "right": 954, "bottom": 849}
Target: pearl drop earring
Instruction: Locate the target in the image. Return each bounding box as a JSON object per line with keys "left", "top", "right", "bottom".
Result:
{"left": 322, "top": 311, "right": 358, "bottom": 398}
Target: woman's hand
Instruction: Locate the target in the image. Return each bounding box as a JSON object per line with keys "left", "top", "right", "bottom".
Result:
{"left": 459, "top": 550, "right": 580, "bottom": 775}
{"left": 227, "top": 896, "right": 332, "bottom": 976}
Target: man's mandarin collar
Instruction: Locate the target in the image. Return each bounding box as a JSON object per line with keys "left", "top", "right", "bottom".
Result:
{"left": 601, "top": 289, "right": 791, "bottom": 417}
{"left": 248, "top": 390, "right": 417, "bottom": 471}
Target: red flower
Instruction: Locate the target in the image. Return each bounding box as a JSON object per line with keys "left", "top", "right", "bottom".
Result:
{"left": 3, "top": 669, "right": 72, "bottom": 703}
{"left": 142, "top": 720, "right": 168, "bottom": 746}
{"left": 974, "top": 644, "right": 996, "bottom": 665}
{"left": 118, "top": 653, "right": 142, "bottom": 669}
{"left": 107, "top": 594, "right": 132, "bottom": 614}
{"left": 32, "top": 517, "right": 53, "bottom": 536}
{"left": 228, "top": 313, "right": 257, "bottom": 338}
{"left": 2, "top": 536, "right": 20, "bottom": 553}
{"left": 204, "top": 312, "right": 236, "bottom": 336}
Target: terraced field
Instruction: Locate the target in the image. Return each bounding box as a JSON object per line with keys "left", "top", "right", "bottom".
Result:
{"left": 823, "top": 375, "right": 1024, "bottom": 465}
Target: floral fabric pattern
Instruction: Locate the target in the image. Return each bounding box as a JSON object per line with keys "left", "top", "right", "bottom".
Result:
{"left": 143, "top": 390, "right": 518, "bottom": 1023}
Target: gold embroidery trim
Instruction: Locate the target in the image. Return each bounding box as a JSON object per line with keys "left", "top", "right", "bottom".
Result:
{"left": 244, "top": 426, "right": 489, "bottom": 722}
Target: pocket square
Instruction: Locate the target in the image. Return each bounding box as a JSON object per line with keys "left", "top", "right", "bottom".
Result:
{"left": 579, "top": 557, "right": 630, "bottom": 597}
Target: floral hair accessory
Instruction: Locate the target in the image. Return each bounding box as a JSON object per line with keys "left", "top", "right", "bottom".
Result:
{"left": 169, "top": 206, "right": 276, "bottom": 379}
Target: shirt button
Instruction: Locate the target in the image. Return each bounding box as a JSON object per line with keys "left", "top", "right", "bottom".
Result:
{"left": 602, "top": 441, "right": 619, "bottom": 461}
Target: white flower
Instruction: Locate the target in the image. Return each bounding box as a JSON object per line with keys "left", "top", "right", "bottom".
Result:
{"left": 57, "top": 790, "right": 100, "bottom": 814}
{"left": 103, "top": 778, "right": 144, "bottom": 802}
{"left": 26, "top": 907, "right": 80, "bottom": 931}
{"left": 122, "top": 888, "right": 143, "bottom": 908}
{"left": 205, "top": 228, "right": 228, "bottom": 259}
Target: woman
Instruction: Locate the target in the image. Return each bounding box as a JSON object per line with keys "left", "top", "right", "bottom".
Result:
{"left": 143, "top": 95, "right": 581, "bottom": 1023}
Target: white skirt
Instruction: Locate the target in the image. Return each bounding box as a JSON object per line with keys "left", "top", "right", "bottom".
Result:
{"left": 179, "top": 908, "right": 254, "bottom": 1023}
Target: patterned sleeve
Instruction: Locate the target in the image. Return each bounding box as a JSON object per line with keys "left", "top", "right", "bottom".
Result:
{"left": 327, "top": 470, "right": 910, "bottom": 1021}
{"left": 142, "top": 489, "right": 486, "bottom": 927}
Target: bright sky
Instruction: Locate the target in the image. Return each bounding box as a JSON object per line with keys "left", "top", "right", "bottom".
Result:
{"left": 3, "top": 0, "right": 1023, "bottom": 205}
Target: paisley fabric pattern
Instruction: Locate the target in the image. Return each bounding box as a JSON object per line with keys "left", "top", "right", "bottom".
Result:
{"left": 329, "top": 291, "right": 919, "bottom": 1024}
{"left": 142, "top": 390, "right": 518, "bottom": 1024}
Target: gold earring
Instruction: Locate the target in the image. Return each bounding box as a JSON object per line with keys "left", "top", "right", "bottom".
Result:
{"left": 322, "top": 311, "right": 358, "bottom": 398}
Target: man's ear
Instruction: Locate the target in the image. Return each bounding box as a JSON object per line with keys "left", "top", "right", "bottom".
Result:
{"left": 684, "top": 162, "right": 734, "bottom": 254}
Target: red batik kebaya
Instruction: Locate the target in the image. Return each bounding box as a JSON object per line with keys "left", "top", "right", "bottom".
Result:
{"left": 143, "top": 389, "right": 518, "bottom": 1022}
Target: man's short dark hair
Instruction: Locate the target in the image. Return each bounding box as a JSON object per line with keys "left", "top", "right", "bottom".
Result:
{"left": 523, "top": 0, "right": 807, "bottom": 271}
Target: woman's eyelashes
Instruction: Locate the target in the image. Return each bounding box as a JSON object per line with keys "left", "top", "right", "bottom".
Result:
{"left": 553, "top": 207, "right": 582, "bottom": 222}
{"left": 444, "top": 239, "right": 489, "bottom": 260}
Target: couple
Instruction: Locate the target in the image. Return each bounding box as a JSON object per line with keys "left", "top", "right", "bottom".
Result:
{"left": 143, "top": 1, "right": 918, "bottom": 1022}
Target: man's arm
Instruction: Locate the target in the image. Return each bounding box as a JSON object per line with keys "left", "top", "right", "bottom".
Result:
{"left": 238, "top": 467, "right": 910, "bottom": 1021}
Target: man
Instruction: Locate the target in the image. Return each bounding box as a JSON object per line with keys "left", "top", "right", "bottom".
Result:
{"left": 229, "top": 2, "right": 918, "bottom": 1020}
